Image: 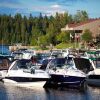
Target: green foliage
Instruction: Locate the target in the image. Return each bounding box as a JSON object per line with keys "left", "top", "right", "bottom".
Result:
{"left": 57, "top": 31, "right": 70, "bottom": 43}
{"left": 30, "top": 37, "right": 38, "bottom": 46}
{"left": 46, "top": 23, "right": 57, "bottom": 45}
{"left": 39, "top": 35, "right": 48, "bottom": 46}
{"left": 55, "top": 42, "right": 74, "bottom": 49}
{"left": 55, "top": 42, "right": 81, "bottom": 49}
{"left": 82, "top": 29, "right": 93, "bottom": 42}
{"left": 0, "top": 11, "right": 89, "bottom": 46}
{"left": 74, "top": 10, "right": 89, "bottom": 23}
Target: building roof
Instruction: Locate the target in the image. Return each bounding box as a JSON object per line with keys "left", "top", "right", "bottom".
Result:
{"left": 68, "top": 18, "right": 100, "bottom": 28}
{"left": 61, "top": 18, "right": 100, "bottom": 37}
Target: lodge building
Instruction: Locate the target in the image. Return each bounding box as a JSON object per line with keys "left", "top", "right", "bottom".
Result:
{"left": 61, "top": 18, "right": 100, "bottom": 38}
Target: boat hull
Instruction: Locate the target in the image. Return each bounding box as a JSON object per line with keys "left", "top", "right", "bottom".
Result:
{"left": 46, "top": 74, "right": 85, "bottom": 87}
{"left": 3, "top": 77, "right": 49, "bottom": 88}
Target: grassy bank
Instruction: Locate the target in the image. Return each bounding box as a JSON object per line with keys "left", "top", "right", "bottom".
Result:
{"left": 55, "top": 42, "right": 81, "bottom": 49}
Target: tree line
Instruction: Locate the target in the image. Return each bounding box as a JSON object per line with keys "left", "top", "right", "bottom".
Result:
{"left": 0, "top": 10, "right": 89, "bottom": 47}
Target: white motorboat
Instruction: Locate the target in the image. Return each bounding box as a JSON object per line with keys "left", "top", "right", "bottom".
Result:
{"left": 45, "top": 57, "right": 86, "bottom": 88}
{"left": 3, "top": 59, "right": 50, "bottom": 88}
{"left": 86, "top": 51, "right": 100, "bottom": 86}
{"left": 11, "top": 49, "right": 36, "bottom": 60}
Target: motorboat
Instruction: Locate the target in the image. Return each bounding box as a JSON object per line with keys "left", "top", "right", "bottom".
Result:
{"left": 3, "top": 59, "right": 50, "bottom": 88}
{"left": 86, "top": 51, "right": 100, "bottom": 86}
{"left": 11, "top": 49, "right": 36, "bottom": 60}
{"left": 45, "top": 57, "right": 86, "bottom": 88}
{"left": 49, "top": 49, "right": 69, "bottom": 58}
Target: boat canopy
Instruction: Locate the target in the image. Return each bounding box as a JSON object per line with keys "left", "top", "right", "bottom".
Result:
{"left": 74, "top": 58, "right": 93, "bottom": 73}
{"left": 0, "top": 56, "right": 10, "bottom": 70}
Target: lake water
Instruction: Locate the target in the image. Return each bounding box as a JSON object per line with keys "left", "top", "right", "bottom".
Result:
{"left": 0, "top": 82, "right": 100, "bottom": 100}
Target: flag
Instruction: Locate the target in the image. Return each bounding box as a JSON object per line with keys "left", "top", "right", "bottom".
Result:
{"left": 70, "top": 33, "right": 74, "bottom": 42}
{"left": 70, "top": 33, "right": 73, "bottom": 38}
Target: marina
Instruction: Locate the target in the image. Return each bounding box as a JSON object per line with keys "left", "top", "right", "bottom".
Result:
{"left": 0, "top": 46, "right": 100, "bottom": 100}
{"left": 0, "top": 0, "right": 100, "bottom": 99}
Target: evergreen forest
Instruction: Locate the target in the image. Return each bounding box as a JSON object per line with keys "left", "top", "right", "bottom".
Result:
{"left": 0, "top": 10, "right": 89, "bottom": 47}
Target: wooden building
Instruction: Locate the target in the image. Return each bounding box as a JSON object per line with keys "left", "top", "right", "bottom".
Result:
{"left": 61, "top": 18, "right": 100, "bottom": 38}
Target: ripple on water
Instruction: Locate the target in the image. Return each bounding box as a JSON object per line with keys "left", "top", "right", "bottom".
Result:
{"left": 0, "top": 82, "right": 100, "bottom": 100}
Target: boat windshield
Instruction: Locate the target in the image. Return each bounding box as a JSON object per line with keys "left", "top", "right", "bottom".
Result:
{"left": 11, "top": 59, "right": 32, "bottom": 70}
{"left": 47, "top": 57, "right": 74, "bottom": 69}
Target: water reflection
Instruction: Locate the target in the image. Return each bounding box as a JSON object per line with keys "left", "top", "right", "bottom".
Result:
{"left": 44, "top": 88, "right": 89, "bottom": 100}
{"left": 0, "top": 82, "right": 100, "bottom": 100}
{"left": 0, "top": 82, "right": 46, "bottom": 100}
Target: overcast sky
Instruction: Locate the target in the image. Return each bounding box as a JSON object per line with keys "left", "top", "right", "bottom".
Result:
{"left": 0, "top": 0, "right": 100, "bottom": 18}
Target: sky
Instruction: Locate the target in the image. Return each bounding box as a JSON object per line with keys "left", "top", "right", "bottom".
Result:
{"left": 0, "top": 0, "right": 100, "bottom": 18}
